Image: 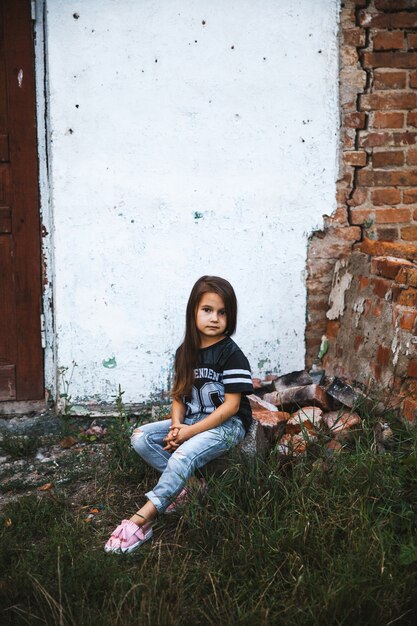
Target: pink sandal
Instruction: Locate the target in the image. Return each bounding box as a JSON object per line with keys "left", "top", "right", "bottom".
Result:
{"left": 104, "top": 519, "right": 153, "bottom": 554}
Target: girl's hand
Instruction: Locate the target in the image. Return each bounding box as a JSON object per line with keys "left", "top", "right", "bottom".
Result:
{"left": 164, "top": 440, "right": 179, "bottom": 452}
{"left": 163, "top": 425, "right": 180, "bottom": 451}
{"left": 172, "top": 424, "right": 194, "bottom": 445}
{"left": 164, "top": 426, "right": 180, "bottom": 442}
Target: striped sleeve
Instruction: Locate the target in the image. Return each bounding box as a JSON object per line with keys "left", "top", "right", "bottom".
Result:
{"left": 222, "top": 351, "right": 253, "bottom": 394}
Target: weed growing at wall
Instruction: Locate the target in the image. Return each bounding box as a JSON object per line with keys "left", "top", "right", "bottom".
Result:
{"left": 57, "top": 362, "right": 78, "bottom": 416}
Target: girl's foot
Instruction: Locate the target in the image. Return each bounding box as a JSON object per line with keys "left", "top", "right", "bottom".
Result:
{"left": 164, "top": 488, "right": 189, "bottom": 514}
{"left": 165, "top": 477, "right": 207, "bottom": 514}
{"left": 104, "top": 519, "right": 153, "bottom": 554}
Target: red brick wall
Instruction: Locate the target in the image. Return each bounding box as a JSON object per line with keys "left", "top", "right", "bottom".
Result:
{"left": 306, "top": 0, "right": 417, "bottom": 420}
{"left": 306, "top": 0, "right": 366, "bottom": 364}
{"left": 322, "top": 245, "right": 417, "bottom": 420}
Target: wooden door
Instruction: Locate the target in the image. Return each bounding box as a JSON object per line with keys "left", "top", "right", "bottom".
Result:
{"left": 0, "top": 0, "right": 43, "bottom": 402}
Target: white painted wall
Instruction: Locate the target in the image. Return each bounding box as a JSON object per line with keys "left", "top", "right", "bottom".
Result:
{"left": 40, "top": 0, "right": 339, "bottom": 405}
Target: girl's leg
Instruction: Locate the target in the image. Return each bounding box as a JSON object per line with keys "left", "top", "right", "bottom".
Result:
{"left": 105, "top": 419, "right": 174, "bottom": 552}
{"left": 130, "top": 499, "right": 158, "bottom": 527}
{"left": 105, "top": 417, "right": 245, "bottom": 551}
{"left": 145, "top": 416, "right": 245, "bottom": 514}
{"left": 131, "top": 419, "right": 172, "bottom": 473}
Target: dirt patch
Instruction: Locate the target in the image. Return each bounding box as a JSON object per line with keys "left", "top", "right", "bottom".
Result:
{"left": 0, "top": 438, "right": 112, "bottom": 513}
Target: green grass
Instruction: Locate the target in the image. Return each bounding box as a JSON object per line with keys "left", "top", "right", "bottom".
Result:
{"left": 1, "top": 433, "right": 40, "bottom": 459}
{"left": 0, "top": 411, "right": 417, "bottom": 625}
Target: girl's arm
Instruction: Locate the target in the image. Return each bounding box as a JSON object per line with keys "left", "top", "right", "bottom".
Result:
{"left": 163, "top": 397, "right": 186, "bottom": 451}
{"left": 174, "top": 393, "right": 241, "bottom": 444}
{"left": 171, "top": 396, "right": 186, "bottom": 427}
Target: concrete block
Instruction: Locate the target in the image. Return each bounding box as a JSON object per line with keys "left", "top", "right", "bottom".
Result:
{"left": 202, "top": 420, "right": 270, "bottom": 475}
{"left": 239, "top": 419, "right": 270, "bottom": 458}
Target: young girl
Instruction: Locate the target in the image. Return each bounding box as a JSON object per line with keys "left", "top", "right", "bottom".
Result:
{"left": 105, "top": 275, "right": 253, "bottom": 554}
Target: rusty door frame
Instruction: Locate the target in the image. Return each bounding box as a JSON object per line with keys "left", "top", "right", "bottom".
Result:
{"left": 0, "top": 0, "right": 56, "bottom": 414}
{"left": 34, "top": 0, "right": 57, "bottom": 409}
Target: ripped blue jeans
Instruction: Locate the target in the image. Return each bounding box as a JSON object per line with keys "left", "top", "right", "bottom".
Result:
{"left": 131, "top": 413, "right": 245, "bottom": 513}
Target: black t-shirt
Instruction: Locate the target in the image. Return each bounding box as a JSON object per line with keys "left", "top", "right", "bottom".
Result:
{"left": 183, "top": 336, "right": 253, "bottom": 431}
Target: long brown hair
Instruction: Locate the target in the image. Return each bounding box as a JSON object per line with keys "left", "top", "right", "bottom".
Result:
{"left": 171, "top": 276, "right": 238, "bottom": 399}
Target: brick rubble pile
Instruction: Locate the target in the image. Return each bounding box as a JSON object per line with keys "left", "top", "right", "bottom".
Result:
{"left": 248, "top": 370, "right": 366, "bottom": 458}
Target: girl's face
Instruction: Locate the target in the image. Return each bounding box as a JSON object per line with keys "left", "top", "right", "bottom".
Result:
{"left": 195, "top": 292, "right": 227, "bottom": 347}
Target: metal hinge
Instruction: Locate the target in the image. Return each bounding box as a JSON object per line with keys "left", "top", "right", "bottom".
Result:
{"left": 40, "top": 313, "right": 46, "bottom": 348}
{"left": 31, "top": 1, "right": 36, "bottom": 21}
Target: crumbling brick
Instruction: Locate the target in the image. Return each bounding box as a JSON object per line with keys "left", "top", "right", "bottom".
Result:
{"left": 348, "top": 187, "right": 368, "bottom": 206}
{"left": 344, "top": 29, "right": 366, "bottom": 47}
{"left": 408, "top": 112, "right": 417, "bottom": 128}
{"left": 286, "top": 406, "right": 323, "bottom": 435}
{"left": 344, "top": 151, "right": 367, "bottom": 166}
{"left": 407, "top": 360, "right": 417, "bottom": 378}
{"left": 371, "top": 255, "right": 414, "bottom": 279}
{"left": 372, "top": 276, "right": 392, "bottom": 298}
{"left": 359, "top": 169, "right": 417, "bottom": 187}
{"left": 371, "top": 188, "right": 401, "bottom": 205}
{"left": 354, "top": 334, "right": 364, "bottom": 349}
{"left": 344, "top": 114, "right": 366, "bottom": 132}
{"left": 359, "top": 131, "right": 417, "bottom": 148}
{"left": 375, "top": 227, "right": 399, "bottom": 241}
{"left": 402, "top": 397, "right": 417, "bottom": 422}
{"left": 375, "top": 208, "right": 411, "bottom": 223}
{"left": 277, "top": 432, "right": 317, "bottom": 457}
{"left": 399, "top": 310, "right": 417, "bottom": 331}
{"left": 350, "top": 208, "right": 373, "bottom": 225}
{"left": 263, "top": 385, "right": 331, "bottom": 412}
{"left": 325, "top": 320, "right": 341, "bottom": 338}
{"left": 406, "top": 151, "right": 417, "bottom": 165}
{"left": 373, "top": 112, "right": 405, "bottom": 129}
{"left": 401, "top": 226, "right": 417, "bottom": 241}
{"left": 358, "top": 276, "right": 370, "bottom": 290}
{"left": 377, "top": 345, "right": 391, "bottom": 366}
{"left": 251, "top": 409, "right": 288, "bottom": 443}
{"left": 341, "top": 46, "right": 360, "bottom": 67}
{"left": 372, "top": 150, "right": 404, "bottom": 167}
{"left": 362, "top": 15, "right": 417, "bottom": 30}
{"left": 396, "top": 265, "right": 417, "bottom": 286}
{"left": 373, "top": 69, "right": 407, "bottom": 90}
{"left": 395, "top": 287, "right": 417, "bottom": 307}
{"left": 408, "top": 33, "right": 417, "bottom": 50}
{"left": 273, "top": 370, "right": 313, "bottom": 391}
{"left": 403, "top": 188, "right": 417, "bottom": 203}
{"left": 372, "top": 298, "right": 386, "bottom": 317}
{"left": 325, "top": 439, "right": 344, "bottom": 454}
{"left": 248, "top": 394, "right": 278, "bottom": 412}
{"left": 373, "top": 31, "right": 404, "bottom": 51}
{"left": 375, "top": 0, "right": 417, "bottom": 11}
{"left": 401, "top": 377, "right": 417, "bottom": 397}
{"left": 359, "top": 238, "right": 417, "bottom": 259}
{"left": 322, "top": 411, "right": 362, "bottom": 441}
{"left": 359, "top": 92, "right": 417, "bottom": 110}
